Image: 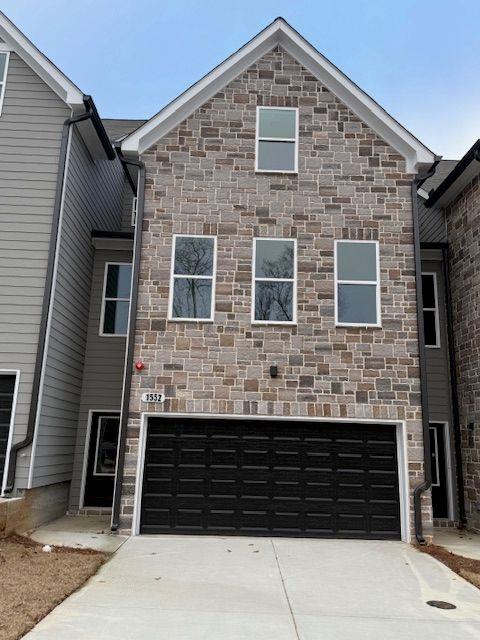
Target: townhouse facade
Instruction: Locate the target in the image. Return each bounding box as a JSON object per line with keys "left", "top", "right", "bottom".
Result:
{"left": 0, "top": 13, "right": 479, "bottom": 543}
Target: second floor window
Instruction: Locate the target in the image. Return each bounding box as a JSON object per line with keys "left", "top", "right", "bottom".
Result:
{"left": 168, "top": 235, "right": 216, "bottom": 321}
{"left": 256, "top": 107, "right": 298, "bottom": 173}
{"left": 422, "top": 273, "right": 440, "bottom": 347}
{"left": 100, "top": 263, "right": 132, "bottom": 336}
{"left": 253, "top": 238, "right": 296, "bottom": 324}
{"left": 335, "top": 240, "right": 380, "bottom": 327}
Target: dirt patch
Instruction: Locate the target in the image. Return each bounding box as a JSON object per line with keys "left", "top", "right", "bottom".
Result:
{"left": 418, "top": 544, "right": 480, "bottom": 590}
{"left": 0, "top": 535, "right": 107, "bottom": 640}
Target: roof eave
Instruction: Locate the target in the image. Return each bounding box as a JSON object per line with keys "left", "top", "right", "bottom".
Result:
{"left": 121, "top": 17, "right": 436, "bottom": 172}
{"left": 425, "top": 140, "right": 480, "bottom": 208}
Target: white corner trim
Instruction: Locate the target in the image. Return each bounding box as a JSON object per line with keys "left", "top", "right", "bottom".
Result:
{"left": 0, "top": 11, "right": 84, "bottom": 108}
{"left": 132, "top": 412, "right": 410, "bottom": 542}
{"left": 0, "top": 50, "right": 10, "bottom": 116}
{"left": 0, "top": 369, "right": 21, "bottom": 496}
{"left": 121, "top": 18, "right": 436, "bottom": 172}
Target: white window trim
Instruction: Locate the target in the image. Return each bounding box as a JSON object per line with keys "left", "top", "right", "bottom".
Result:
{"left": 168, "top": 234, "right": 217, "bottom": 322}
{"left": 93, "top": 415, "right": 119, "bottom": 477}
{"left": 252, "top": 237, "right": 297, "bottom": 325}
{"left": 0, "top": 369, "right": 20, "bottom": 496}
{"left": 255, "top": 106, "right": 299, "bottom": 174}
{"left": 422, "top": 272, "right": 441, "bottom": 348}
{"left": 99, "top": 262, "right": 132, "bottom": 337}
{"left": 334, "top": 239, "right": 381, "bottom": 328}
{"left": 0, "top": 51, "right": 10, "bottom": 117}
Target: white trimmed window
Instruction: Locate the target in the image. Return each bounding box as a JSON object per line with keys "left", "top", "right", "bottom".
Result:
{"left": 0, "top": 52, "right": 9, "bottom": 116}
{"left": 422, "top": 273, "right": 440, "bottom": 347}
{"left": 168, "top": 235, "right": 216, "bottom": 321}
{"left": 100, "top": 263, "right": 132, "bottom": 336}
{"left": 255, "top": 107, "right": 298, "bottom": 173}
{"left": 334, "top": 240, "right": 381, "bottom": 327}
{"left": 252, "top": 238, "right": 296, "bottom": 324}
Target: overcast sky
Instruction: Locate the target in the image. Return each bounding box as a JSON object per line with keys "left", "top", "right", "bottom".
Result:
{"left": 2, "top": 0, "right": 479, "bottom": 159}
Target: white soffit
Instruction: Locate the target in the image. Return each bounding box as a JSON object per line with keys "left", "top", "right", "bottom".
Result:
{"left": 121, "top": 18, "right": 437, "bottom": 172}
{"left": 0, "top": 11, "right": 84, "bottom": 110}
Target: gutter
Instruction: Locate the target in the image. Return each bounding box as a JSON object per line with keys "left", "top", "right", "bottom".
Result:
{"left": 4, "top": 96, "right": 113, "bottom": 493}
{"left": 411, "top": 161, "right": 439, "bottom": 543}
{"left": 110, "top": 154, "right": 146, "bottom": 532}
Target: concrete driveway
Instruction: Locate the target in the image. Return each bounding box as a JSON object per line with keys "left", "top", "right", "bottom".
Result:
{"left": 25, "top": 536, "right": 480, "bottom": 639}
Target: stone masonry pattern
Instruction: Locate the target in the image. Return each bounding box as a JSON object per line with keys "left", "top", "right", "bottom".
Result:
{"left": 118, "top": 47, "right": 430, "bottom": 536}
{"left": 447, "top": 174, "right": 480, "bottom": 531}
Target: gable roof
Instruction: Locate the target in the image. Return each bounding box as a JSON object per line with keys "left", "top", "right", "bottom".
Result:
{"left": 102, "top": 118, "right": 148, "bottom": 143}
{"left": 424, "top": 140, "right": 480, "bottom": 208}
{"left": 121, "top": 17, "right": 438, "bottom": 172}
{"left": 0, "top": 11, "right": 84, "bottom": 110}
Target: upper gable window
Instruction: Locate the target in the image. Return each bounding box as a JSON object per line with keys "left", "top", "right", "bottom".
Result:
{"left": 168, "top": 235, "right": 216, "bottom": 321}
{"left": 334, "top": 240, "right": 381, "bottom": 327}
{"left": 0, "top": 52, "right": 9, "bottom": 115}
{"left": 255, "top": 107, "right": 298, "bottom": 173}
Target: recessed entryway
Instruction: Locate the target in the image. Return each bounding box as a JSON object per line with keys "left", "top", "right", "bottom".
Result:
{"left": 429, "top": 422, "right": 453, "bottom": 519}
{"left": 0, "top": 371, "right": 19, "bottom": 493}
{"left": 138, "top": 415, "right": 403, "bottom": 540}
{"left": 81, "top": 412, "right": 120, "bottom": 508}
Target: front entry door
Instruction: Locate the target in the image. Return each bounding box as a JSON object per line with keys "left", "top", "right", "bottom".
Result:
{"left": 83, "top": 412, "right": 120, "bottom": 508}
{"left": 429, "top": 423, "right": 449, "bottom": 518}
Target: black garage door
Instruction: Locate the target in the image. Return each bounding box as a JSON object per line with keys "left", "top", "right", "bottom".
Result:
{"left": 140, "top": 417, "right": 401, "bottom": 539}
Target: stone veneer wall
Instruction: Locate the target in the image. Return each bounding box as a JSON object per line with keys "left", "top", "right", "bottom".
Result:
{"left": 446, "top": 174, "right": 480, "bottom": 532}
{"left": 118, "top": 46, "right": 429, "bottom": 537}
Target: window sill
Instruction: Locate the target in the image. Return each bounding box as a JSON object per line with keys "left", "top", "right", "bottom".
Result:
{"left": 99, "top": 333, "right": 128, "bottom": 338}
{"left": 425, "top": 344, "right": 441, "bottom": 349}
{"left": 252, "top": 321, "right": 297, "bottom": 327}
{"left": 335, "top": 323, "right": 382, "bottom": 329}
{"left": 167, "top": 318, "right": 215, "bottom": 323}
{"left": 255, "top": 170, "right": 298, "bottom": 176}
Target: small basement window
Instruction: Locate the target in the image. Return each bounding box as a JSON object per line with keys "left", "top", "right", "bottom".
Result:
{"left": 422, "top": 273, "right": 440, "bottom": 347}
{"left": 255, "top": 107, "right": 298, "bottom": 173}
{"left": 100, "top": 263, "right": 132, "bottom": 336}
{"left": 253, "top": 238, "right": 296, "bottom": 324}
{"left": 169, "top": 235, "right": 216, "bottom": 321}
{"left": 335, "top": 240, "right": 381, "bottom": 327}
{"left": 0, "top": 52, "right": 9, "bottom": 115}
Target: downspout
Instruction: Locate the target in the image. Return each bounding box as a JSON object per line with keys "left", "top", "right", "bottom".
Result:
{"left": 4, "top": 97, "right": 99, "bottom": 493}
{"left": 442, "top": 247, "right": 467, "bottom": 527}
{"left": 412, "top": 161, "right": 439, "bottom": 543}
{"left": 110, "top": 154, "right": 145, "bottom": 532}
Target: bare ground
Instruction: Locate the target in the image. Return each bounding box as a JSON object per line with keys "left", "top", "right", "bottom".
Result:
{"left": 418, "top": 544, "right": 480, "bottom": 590}
{"left": 0, "top": 535, "right": 107, "bottom": 640}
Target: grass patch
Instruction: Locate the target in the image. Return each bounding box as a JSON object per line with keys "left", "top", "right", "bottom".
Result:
{"left": 418, "top": 544, "right": 480, "bottom": 590}
{"left": 0, "top": 534, "right": 107, "bottom": 640}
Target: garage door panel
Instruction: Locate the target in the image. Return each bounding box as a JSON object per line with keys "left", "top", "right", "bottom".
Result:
{"left": 140, "top": 418, "right": 401, "bottom": 539}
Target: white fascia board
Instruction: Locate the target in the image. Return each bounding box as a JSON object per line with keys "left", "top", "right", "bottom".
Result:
{"left": 0, "top": 11, "right": 84, "bottom": 109}
{"left": 122, "top": 18, "right": 436, "bottom": 173}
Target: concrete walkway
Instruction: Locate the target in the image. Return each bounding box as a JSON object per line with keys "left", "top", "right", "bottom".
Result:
{"left": 29, "top": 515, "right": 127, "bottom": 553}
{"left": 24, "top": 536, "right": 480, "bottom": 639}
{"left": 435, "top": 528, "right": 480, "bottom": 560}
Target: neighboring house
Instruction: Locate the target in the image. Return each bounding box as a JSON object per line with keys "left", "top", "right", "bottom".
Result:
{"left": 0, "top": 12, "right": 135, "bottom": 533}
{"left": 419, "top": 142, "right": 480, "bottom": 533}
{"left": 1, "top": 13, "right": 479, "bottom": 544}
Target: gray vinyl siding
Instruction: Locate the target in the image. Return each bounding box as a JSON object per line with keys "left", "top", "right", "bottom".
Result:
{"left": 69, "top": 247, "right": 132, "bottom": 509}
{"left": 121, "top": 180, "right": 135, "bottom": 231}
{"left": 30, "top": 127, "right": 125, "bottom": 487}
{"left": 418, "top": 196, "right": 447, "bottom": 243}
{"left": 0, "top": 52, "right": 70, "bottom": 485}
